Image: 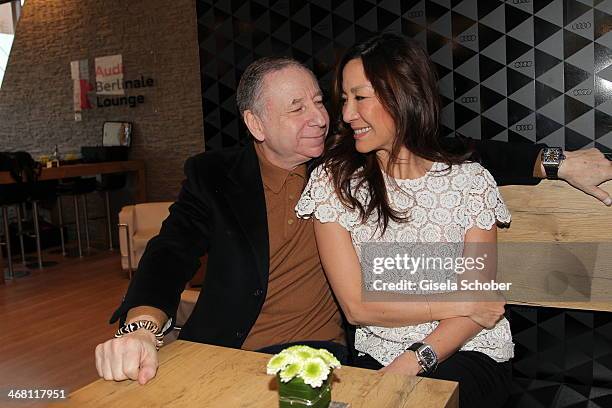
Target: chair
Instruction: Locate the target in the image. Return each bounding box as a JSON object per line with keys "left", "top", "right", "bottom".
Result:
{"left": 24, "top": 180, "right": 59, "bottom": 269}
{"left": 0, "top": 184, "right": 27, "bottom": 279}
{"left": 56, "top": 177, "right": 97, "bottom": 257}
{"left": 96, "top": 174, "right": 127, "bottom": 250}
{"left": 118, "top": 202, "right": 172, "bottom": 277}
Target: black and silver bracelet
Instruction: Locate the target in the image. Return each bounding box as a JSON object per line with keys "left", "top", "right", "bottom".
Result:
{"left": 114, "top": 320, "right": 165, "bottom": 350}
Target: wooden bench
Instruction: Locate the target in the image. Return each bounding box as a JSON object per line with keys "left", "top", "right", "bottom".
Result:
{"left": 497, "top": 180, "right": 612, "bottom": 407}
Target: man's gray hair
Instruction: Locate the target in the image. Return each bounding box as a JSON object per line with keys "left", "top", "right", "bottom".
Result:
{"left": 236, "top": 56, "right": 314, "bottom": 116}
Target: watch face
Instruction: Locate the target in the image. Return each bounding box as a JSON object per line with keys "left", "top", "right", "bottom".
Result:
{"left": 543, "top": 148, "right": 563, "bottom": 165}
{"left": 419, "top": 345, "right": 437, "bottom": 366}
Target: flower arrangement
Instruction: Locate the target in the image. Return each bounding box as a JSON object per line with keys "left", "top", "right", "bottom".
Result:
{"left": 266, "top": 345, "right": 341, "bottom": 387}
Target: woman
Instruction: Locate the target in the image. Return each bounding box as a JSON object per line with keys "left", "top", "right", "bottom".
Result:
{"left": 296, "top": 33, "right": 513, "bottom": 407}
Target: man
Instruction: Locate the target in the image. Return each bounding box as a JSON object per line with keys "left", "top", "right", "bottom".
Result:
{"left": 95, "top": 56, "right": 612, "bottom": 385}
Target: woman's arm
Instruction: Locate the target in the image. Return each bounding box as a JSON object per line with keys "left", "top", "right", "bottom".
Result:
{"left": 314, "top": 221, "right": 505, "bottom": 328}
{"left": 382, "top": 225, "right": 498, "bottom": 374}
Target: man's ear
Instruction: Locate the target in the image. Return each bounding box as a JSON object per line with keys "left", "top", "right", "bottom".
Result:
{"left": 243, "top": 110, "right": 265, "bottom": 142}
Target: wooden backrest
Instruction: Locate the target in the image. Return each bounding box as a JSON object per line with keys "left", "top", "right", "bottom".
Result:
{"left": 498, "top": 180, "right": 612, "bottom": 311}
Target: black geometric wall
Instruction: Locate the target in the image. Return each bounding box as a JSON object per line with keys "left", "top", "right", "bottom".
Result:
{"left": 196, "top": 0, "right": 612, "bottom": 152}
{"left": 506, "top": 305, "right": 612, "bottom": 408}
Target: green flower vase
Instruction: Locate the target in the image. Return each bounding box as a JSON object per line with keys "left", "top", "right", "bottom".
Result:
{"left": 277, "top": 372, "right": 332, "bottom": 408}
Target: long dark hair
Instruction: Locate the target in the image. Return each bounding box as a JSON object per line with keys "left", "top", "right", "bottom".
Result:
{"left": 318, "top": 33, "right": 472, "bottom": 233}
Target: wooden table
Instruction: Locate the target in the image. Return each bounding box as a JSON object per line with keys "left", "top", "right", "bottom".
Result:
{"left": 50, "top": 340, "right": 458, "bottom": 408}
{"left": 0, "top": 161, "right": 146, "bottom": 202}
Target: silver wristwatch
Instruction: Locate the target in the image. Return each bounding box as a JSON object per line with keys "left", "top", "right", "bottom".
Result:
{"left": 407, "top": 342, "right": 438, "bottom": 374}
{"left": 541, "top": 147, "right": 566, "bottom": 180}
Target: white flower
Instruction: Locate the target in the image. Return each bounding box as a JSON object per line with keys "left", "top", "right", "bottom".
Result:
{"left": 316, "top": 349, "right": 341, "bottom": 369}
{"left": 301, "top": 357, "right": 331, "bottom": 388}
{"left": 284, "top": 345, "right": 315, "bottom": 360}
{"left": 267, "top": 345, "right": 341, "bottom": 388}
{"left": 279, "top": 361, "right": 303, "bottom": 383}
{"left": 266, "top": 351, "right": 296, "bottom": 375}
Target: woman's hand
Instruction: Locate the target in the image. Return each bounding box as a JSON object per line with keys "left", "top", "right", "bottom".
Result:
{"left": 465, "top": 298, "right": 506, "bottom": 329}
{"left": 379, "top": 352, "right": 422, "bottom": 376}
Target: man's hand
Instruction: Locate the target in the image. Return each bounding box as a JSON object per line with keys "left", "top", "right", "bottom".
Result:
{"left": 557, "top": 148, "right": 612, "bottom": 206}
{"left": 380, "top": 352, "right": 422, "bottom": 376}
{"left": 95, "top": 329, "right": 159, "bottom": 385}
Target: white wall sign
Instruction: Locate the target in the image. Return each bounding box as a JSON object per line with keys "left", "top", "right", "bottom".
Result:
{"left": 95, "top": 54, "right": 124, "bottom": 95}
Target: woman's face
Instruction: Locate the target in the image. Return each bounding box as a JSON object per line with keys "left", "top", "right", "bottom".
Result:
{"left": 341, "top": 58, "right": 396, "bottom": 154}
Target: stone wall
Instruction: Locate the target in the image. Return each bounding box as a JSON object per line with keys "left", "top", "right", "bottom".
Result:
{"left": 0, "top": 0, "right": 204, "bottom": 202}
{"left": 0, "top": 0, "right": 204, "bottom": 249}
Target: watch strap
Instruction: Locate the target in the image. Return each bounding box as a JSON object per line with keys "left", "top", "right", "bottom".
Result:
{"left": 407, "top": 342, "right": 424, "bottom": 351}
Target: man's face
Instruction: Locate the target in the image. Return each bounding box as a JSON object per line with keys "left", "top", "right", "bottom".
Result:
{"left": 250, "top": 66, "right": 329, "bottom": 169}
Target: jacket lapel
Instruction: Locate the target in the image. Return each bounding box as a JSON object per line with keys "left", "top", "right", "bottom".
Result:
{"left": 222, "top": 142, "right": 270, "bottom": 288}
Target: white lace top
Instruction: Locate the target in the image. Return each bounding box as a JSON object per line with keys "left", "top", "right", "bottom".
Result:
{"left": 296, "top": 161, "right": 514, "bottom": 365}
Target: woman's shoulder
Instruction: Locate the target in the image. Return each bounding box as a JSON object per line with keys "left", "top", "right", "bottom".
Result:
{"left": 307, "top": 163, "right": 332, "bottom": 182}
{"left": 309, "top": 162, "right": 366, "bottom": 184}
{"left": 433, "top": 161, "right": 497, "bottom": 194}
{"left": 445, "top": 161, "right": 495, "bottom": 182}
{"left": 444, "top": 160, "right": 487, "bottom": 175}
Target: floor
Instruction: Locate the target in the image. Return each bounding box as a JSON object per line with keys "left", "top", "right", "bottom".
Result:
{"left": 0, "top": 246, "right": 130, "bottom": 405}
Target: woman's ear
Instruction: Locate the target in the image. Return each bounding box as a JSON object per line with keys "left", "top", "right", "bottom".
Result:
{"left": 243, "top": 110, "right": 265, "bottom": 142}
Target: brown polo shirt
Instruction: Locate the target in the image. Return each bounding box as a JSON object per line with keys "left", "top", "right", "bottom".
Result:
{"left": 241, "top": 143, "right": 344, "bottom": 351}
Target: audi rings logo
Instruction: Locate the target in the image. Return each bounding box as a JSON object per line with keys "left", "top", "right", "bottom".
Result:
{"left": 571, "top": 22, "right": 591, "bottom": 30}
{"left": 406, "top": 10, "right": 424, "bottom": 18}
{"left": 513, "top": 0, "right": 530, "bottom": 3}
{"left": 573, "top": 88, "right": 593, "bottom": 96}
{"left": 460, "top": 96, "right": 478, "bottom": 103}
{"left": 459, "top": 34, "right": 476, "bottom": 42}
{"left": 514, "top": 60, "right": 533, "bottom": 68}
{"left": 515, "top": 124, "right": 534, "bottom": 132}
